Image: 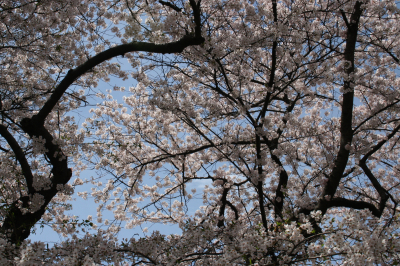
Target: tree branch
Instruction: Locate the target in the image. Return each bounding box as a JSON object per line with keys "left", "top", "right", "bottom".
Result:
{"left": 159, "top": 0, "right": 182, "bottom": 12}
{"left": 1, "top": 119, "right": 72, "bottom": 244}
{"left": 357, "top": 124, "right": 400, "bottom": 216}
{"left": 326, "top": 197, "right": 381, "bottom": 217}
{"left": 217, "top": 187, "right": 229, "bottom": 228}
{"left": 255, "top": 128, "right": 268, "bottom": 230}
{"left": 0, "top": 124, "right": 35, "bottom": 194}
{"left": 317, "top": 1, "right": 363, "bottom": 214}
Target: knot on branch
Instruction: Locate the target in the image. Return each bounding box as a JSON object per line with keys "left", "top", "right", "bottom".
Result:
{"left": 20, "top": 115, "right": 43, "bottom": 135}
{"left": 51, "top": 167, "right": 73, "bottom": 185}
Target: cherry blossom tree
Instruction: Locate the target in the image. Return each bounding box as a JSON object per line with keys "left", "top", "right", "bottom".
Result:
{"left": 1, "top": 0, "right": 400, "bottom": 265}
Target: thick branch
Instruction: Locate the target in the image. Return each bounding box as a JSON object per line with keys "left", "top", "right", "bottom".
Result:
{"left": 1, "top": 119, "right": 72, "bottom": 244}
{"left": 255, "top": 129, "right": 268, "bottom": 230}
{"left": 0, "top": 124, "right": 34, "bottom": 194}
{"left": 226, "top": 200, "right": 239, "bottom": 221}
{"left": 217, "top": 187, "right": 229, "bottom": 228}
{"left": 317, "top": 1, "right": 363, "bottom": 214}
{"left": 326, "top": 198, "right": 381, "bottom": 217}
{"left": 261, "top": 97, "right": 298, "bottom": 218}
{"left": 189, "top": 0, "right": 202, "bottom": 39}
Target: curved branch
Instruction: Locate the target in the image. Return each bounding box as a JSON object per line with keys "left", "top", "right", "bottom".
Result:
{"left": 226, "top": 200, "right": 239, "bottom": 221}
{"left": 35, "top": 35, "right": 204, "bottom": 124}
{"left": 217, "top": 187, "right": 229, "bottom": 228}
{"left": 326, "top": 197, "right": 381, "bottom": 217}
{"left": 0, "top": 124, "right": 34, "bottom": 194}
{"left": 1, "top": 119, "right": 72, "bottom": 244}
